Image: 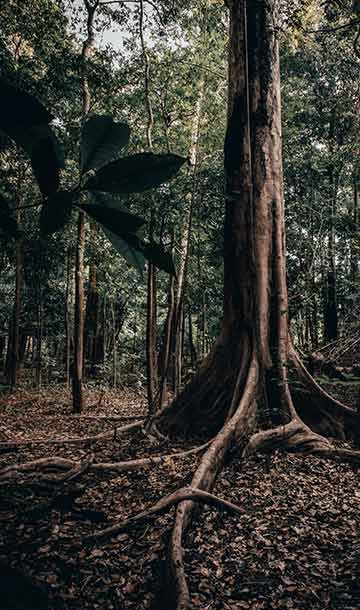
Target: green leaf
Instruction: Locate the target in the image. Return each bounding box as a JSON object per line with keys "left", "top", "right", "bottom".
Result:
{"left": 81, "top": 115, "right": 130, "bottom": 173}
{"left": 30, "top": 130, "right": 63, "bottom": 196}
{"left": 0, "top": 210, "right": 18, "bottom": 239}
{"left": 16, "top": 125, "right": 64, "bottom": 196}
{"left": 102, "top": 226, "right": 146, "bottom": 275}
{"left": 0, "top": 194, "right": 18, "bottom": 238}
{"left": 0, "top": 78, "right": 53, "bottom": 133}
{"left": 87, "top": 192, "right": 145, "bottom": 235}
{"left": 84, "top": 153, "right": 186, "bottom": 193}
{"left": 106, "top": 232, "right": 175, "bottom": 274}
{"left": 3, "top": 123, "right": 64, "bottom": 196}
{"left": 79, "top": 203, "right": 145, "bottom": 235}
{"left": 40, "top": 190, "right": 74, "bottom": 236}
{"left": 0, "top": 192, "right": 11, "bottom": 216}
{"left": 143, "top": 241, "right": 176, "bottom": 275}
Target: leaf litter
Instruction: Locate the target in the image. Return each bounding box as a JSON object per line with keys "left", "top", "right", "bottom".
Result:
{"left": 0, "top": 388, "right": 359, "bottom": 610}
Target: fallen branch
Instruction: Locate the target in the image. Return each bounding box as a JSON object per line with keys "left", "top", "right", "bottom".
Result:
{"left": 0, "top": 442, "right": 210, "bottom": 481}
{"left": 84, "top": 486, "right": 245, "bottom": 542}
{"left": 0, "top": 421, "right": 142, "bottom": 450}
{"left": 56, "top": 415, "right": 144, "bottom": 421}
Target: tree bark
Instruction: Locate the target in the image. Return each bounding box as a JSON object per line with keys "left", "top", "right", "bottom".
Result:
{"left": 65, "top": 247, "right": 72, "bottom": 388}
{"left": 6, "top": 231, "right": 23, "bottom": 388}
{"left": 72, "top": 0, "right": 99, "bottom": 413}
{"left": 35, "top": 301, "right": 42, "bottom": 390}
{"left": 158, "top": 0, "right": 359, "bottom": 442}
{"left": 153, "top": 4, "right": 360, "bottom": 607}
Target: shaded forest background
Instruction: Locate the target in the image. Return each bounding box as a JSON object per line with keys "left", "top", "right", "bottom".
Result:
{"left": 0, "top": 0, "right": 359, "bottom": 404}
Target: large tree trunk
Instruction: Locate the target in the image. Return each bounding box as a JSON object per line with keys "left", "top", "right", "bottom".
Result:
{"left": 152, "top": 3, "right": 360, "bottom": 607}
{"left": 159, "top": 0, "right": 359, "bottom": 442}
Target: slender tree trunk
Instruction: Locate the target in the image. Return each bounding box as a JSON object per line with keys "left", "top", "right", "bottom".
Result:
{"left": 112, "top": 303, "right": 117, "bottom": 388}
{"left": 7, "top": 232, "right": 23, "bottom": 388}
{"left": 146, "top": 217, "right": 158, "bottom": 411}
{"left": 324, "top": 114, "right": 339, "bottom": 343}
{"left": 350, "top": 172, "right": 359, "bottom": 299}
{"left": 85, "top": 260, "right": 100, "bottom": 373}
{"left": 157, "top": 233, "right": 176, "bottom": 409}
{"left": 73, "top": 212, "right": 86, "bottom": 412}
{"left": 65, "top": 247, "right": 71, "bottom": 388}
{"left": 139, "top": 0, "right": 159, "bottom": 412}
{"left": 35, "top": 301, "right": 42, "bottom": 390}
{"left": 72, "top": 0, "right": 99, "bottom": 412}
{"left": 188, "top": 310, "right": 197, "bottom": 370}
{"left": 102, "top": 294, "right": 107, "bottom": 366}
{"left": 170, "top": 77, "right": 205, "bottom": 396}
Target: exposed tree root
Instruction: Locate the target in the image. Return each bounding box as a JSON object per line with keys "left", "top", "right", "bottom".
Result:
{"left": 244, "top": 419, "right": 331, "bottom": 455}
{"left": 0, "top": 420, "right": 142, "bottom": 451}
{"left": 166, "top": 357, "right": 258, "bottom": 610}
{"left": 0, "top": 442, "right": 210, "bottom": 481}
{"left": 158, "top": 328, "right": 253, "bottom": 438}
{"left": 55, "top": 415, "right": 144, "bottom": 421}
{"left": 157, "top": 356, "right": 359, "bottom": 610}
{"left": 84, "top": 486, "right": 245, "bottom": 543}
{"left": 290, "top": 347, "right": 360, "bottom": 443}
{"left": 244, "top": 419, "right": 360, "bottom": 464}
{"left": 55, "top": 455, "right": 94, "bottom": 483}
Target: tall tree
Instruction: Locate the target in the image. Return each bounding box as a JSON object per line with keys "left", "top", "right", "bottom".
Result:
{"left": 153, "top": 2, "right": 360, "bottom": 606}
{"left": 72, "top": 0, "right": 99, "bottom": 413}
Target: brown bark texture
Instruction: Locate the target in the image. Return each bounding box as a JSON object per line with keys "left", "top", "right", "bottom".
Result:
{"left": 72, "top": 0, "right": 99, "bottom": 413}
{"left": 147, "top": 2, "right": 360, "bottom": 608}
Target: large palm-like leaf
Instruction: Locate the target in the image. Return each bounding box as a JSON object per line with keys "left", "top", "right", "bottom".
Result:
{"left": 81, "top": 115, "right": 130, "bottom": 173}
{"left": 0, "top": 78, "right": 53, "bottom": 133}
{"left": 40, "top": 191, "right": 74, "bottom": 236}
{"left": 84, "top": 153, "right": 186, "bottom": 194}
{"left": 0, "top": 194, "right": 18, "bottom": 239}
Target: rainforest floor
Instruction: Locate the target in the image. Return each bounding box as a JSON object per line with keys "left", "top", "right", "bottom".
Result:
{"left": 0, "top": 383, "right": 359, "bottom": 610}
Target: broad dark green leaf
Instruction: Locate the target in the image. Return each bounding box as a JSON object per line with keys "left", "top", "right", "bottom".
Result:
{"left": 0, "top": 193, "right": 11, "bottom": 216}
{"left": 0, "top": 210, "right": 18, "bottom": 239}
{"left": 102, "top": 226, "right": 146, "bottom": 275}
{"left": 0, "top": 129, "right": 10, "bottom": 151}
{"left": 79, "top": 203, "right": 145, "bottom": 235}
{"left": 143, "top": 241, "right": 176, "bottom": 275}
{"left": 0, "top": 194, "right": 18, "bottom": 238}
{"left": 18, "top": 125, "right": 64, "bottom": 196}
{"left": 40, "top": 190, "right": 74, "bottom": 236}
{"left": 81, "top": 115, "right": 130, "bottom": 173}
{"left": 30, "top": 129, "right": 64, "bottom": 196}
{"left": 87, "top": 192, "right": 147, "bottom": 241}
{"left": 108, "top": 232, "right": 175, "bottom": 274}
{"left": 84, "top": 153, "right": 186, "bottom": 193}
{"left": 0, "top": 78, "right": 53, "bottom": 133}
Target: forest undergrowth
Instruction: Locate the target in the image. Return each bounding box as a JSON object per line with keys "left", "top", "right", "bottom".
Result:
{"left": 0, "top": 386, "right": 359, "bottom": 610}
